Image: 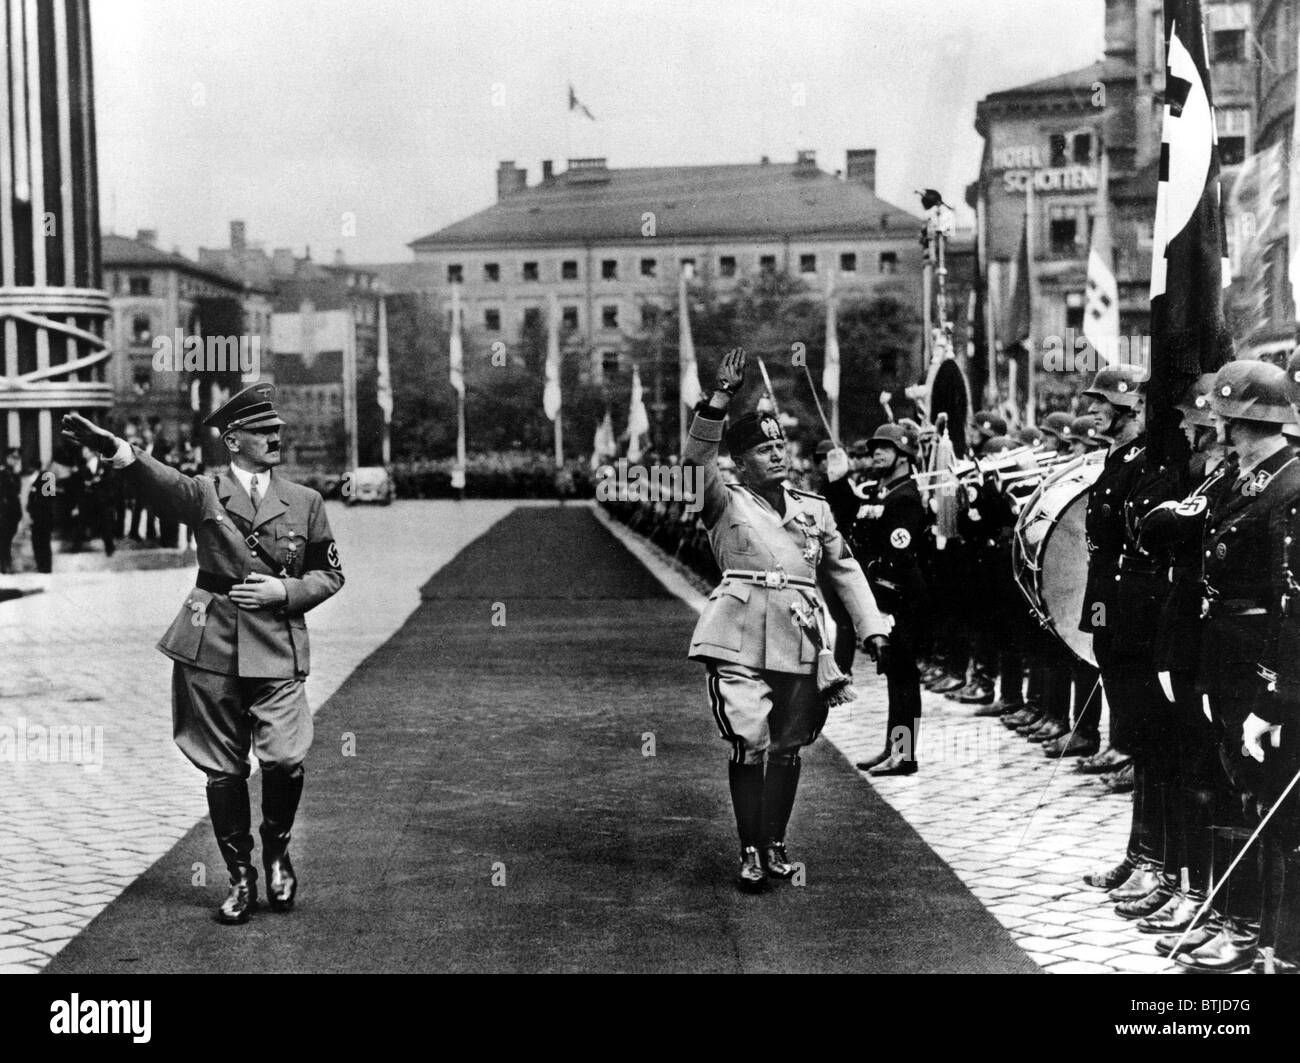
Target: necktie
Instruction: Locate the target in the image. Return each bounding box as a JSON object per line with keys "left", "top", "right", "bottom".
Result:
{"left": 250, "top": 476, "right": 262, "bottom": 513}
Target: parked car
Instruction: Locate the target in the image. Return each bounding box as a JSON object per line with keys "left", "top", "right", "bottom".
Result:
{"left": 342, "top": 466, "right": 395, "bottom": 506}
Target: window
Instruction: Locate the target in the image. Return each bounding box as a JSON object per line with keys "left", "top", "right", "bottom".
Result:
{"left": 641, "top": 304, "right": 660, "bottom": 329}
{"left": 522, "top": 261, "right": 539, "bottom": 281}
{"left": 484, "top": 308, "right": 500, "bottom": 331}
{"left": 719, "top": 255, "right": 737, "bottom": 278}
{"left": 129, "top": 275, "right": 151, "bottom": 296}
{"left": 562, "top": 260, "right": 579, "bottom": 280}
{"left": 447, "top": 264, "right": 463, "bottom": 284}
{"left": 1049, "top": 133, "right": 1068, "bottom": 168}
{"left": 601, "top": 259, "right": 618, "bottom": 280}
{"left": 522, "top": 307, "right": 542, "bottom": 330}
{"left": 1220, "top": 136, "right": 1247, "bottom": 167}
{"left": 840, "top": 252, "right": 857, "bottom": 272}
{"left": 879, "top": 251, "right": 898, "bottom": 274}
{"left": 1072, "top": 132, "right": 1093, "bottom": 164}
{"left": 131, "top": 314, "right": 152, "bottom": 343}
{"left": 1049, "top": 215, "right": 1079, "bottom": 255}
{"left": 759, "top": 255, "right": 776, "bottom": 272}
{"left": 484, "top": 263, "right": 500, "bottom": 282}
{"left": 601, "top": 350, "right": 620, "bottom": 377}
{"left": 679, "top": 257, "right": 696, "bottom": 274}
{"left": 799, "top": 254, "right": 816, "bottom": 273}
{"left": 1213, "top": 28, "right": 1246, "bottom": 62}
{"left": 601, "top": 305, "right": 619, "bottom": 329}
{"left": 562, "top": 306, "right": 579, "bottom": 329}
{"left": 1217, "top": 106, "right": 1250, "bottom": 166}
{"left": 640, "top": 258, "right": 657, "bottom": 278}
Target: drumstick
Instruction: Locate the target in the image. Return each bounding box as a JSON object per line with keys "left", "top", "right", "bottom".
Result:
{"left": 1014, "top": 673, "right": 1102, "bottom": 851}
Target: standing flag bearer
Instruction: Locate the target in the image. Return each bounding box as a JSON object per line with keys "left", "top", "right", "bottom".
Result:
{"left": 682, "top": 348, "right": 890, "bottom": 892}
{"left": 61, "top": 385, "right": 344, "bottom": 925}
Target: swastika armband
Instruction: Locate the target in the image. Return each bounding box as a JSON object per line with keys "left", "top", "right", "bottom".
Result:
{"left": 304, "top": 539, "right": 342, "bottom": 573}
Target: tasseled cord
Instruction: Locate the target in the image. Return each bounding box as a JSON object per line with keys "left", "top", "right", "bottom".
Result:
{"left": 791, "top": 595, "right": 857, "bottom": 707}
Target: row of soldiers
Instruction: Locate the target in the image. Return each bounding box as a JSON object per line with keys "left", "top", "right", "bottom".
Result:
{"left": 821, "top": 361, "right": 1300, "bottom": 973}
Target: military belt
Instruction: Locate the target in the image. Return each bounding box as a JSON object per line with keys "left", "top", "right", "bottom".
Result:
{"left": 722, "top": 569, "right": 816, "bottom": 591}
{"left": 1118, "top": 553, "right": 1163, "bottom": 576}
{"left": 196, "top": 570, "right": 237, "bottom": 595}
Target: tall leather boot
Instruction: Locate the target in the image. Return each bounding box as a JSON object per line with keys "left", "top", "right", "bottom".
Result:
{"left": 761, "top": 753, "right": 801, "bottom": 880}
{"left": 1263, "top": 849, "right": 1300, "bottom": 973}
{"left": 728, "top": 759, "right": 767, "bottom": 892}
{"left": 207, "top": 776, "right": 257, "bottom": 924}
{"left": 1176, "top": 825, "right": 1260, "bottom": 972}
{"left": 260, "top": 763, "right": 304, "bottom": 912}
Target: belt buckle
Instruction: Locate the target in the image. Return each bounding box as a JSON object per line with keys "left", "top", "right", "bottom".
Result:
{"left": 764, "top": 570, "right": 788, "bottom": 590}
{"left": 244, "top": 533, "right": 260, "bottom": 549}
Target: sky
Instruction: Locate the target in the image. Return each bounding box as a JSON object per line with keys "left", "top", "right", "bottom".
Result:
{"left": 90, "top": 0, "right": 1104, "bottom": 265}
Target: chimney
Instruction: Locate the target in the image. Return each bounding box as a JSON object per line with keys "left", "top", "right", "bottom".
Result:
{"left": 230, "top": 220, "right": 247, "bottom": 252}
{"left": 795, "top": 149, "right": 817, "bottom": 169}
{"left": 846, "top": 149, "right": 876, "bottom": 191}
{"left": 760, "top": 155, "right": 770, "bottom": 165}
{"left": 272, "top": 248, "right": 296, "bottom": 276}
{"left": 136, "top": 228, "right": 157, "bottom": 247}
{"left": 542, "top": 159, "right": 553, "bottom": 181}
{"left": 497, "top": 160, "right": 528, "bottom": 199}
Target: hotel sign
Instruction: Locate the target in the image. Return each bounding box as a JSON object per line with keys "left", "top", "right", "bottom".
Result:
{"left": 993, "top": 145, "right": 1097, "bottom": 194}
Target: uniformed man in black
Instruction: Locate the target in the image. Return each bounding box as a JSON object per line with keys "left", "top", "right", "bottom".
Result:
{"left": 1173, "top": 361, "right": 1300, "bottom": 972}
{"left": 1076, "top": 365, "right": 1156, "bottom": 893}
{"left": 827, "top": 423, "right": 930, "bottom": 776}
{"left": 1136, "top": 374, "right": 1234, "bottom": 957}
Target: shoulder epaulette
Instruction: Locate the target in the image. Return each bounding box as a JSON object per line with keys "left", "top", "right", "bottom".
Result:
{"left": 789, "top": 487, "right": 826, "bottom": 501}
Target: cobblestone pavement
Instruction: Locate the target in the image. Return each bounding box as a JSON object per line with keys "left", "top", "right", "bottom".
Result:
{"left": 597, "top": 507, "right": 1169, "bottom": 975}
{"left": 0, "top": 500, "right": 521, "bottom": 973}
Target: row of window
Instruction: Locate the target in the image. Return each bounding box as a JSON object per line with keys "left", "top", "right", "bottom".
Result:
{"left": 447, "top": 250, "right": 899, "bottom": 285}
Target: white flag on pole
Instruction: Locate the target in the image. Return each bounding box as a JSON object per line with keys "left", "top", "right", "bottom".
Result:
{"left": 627, "top": 364, "right": 650, "bottom": 462}
{"left": 679, "top": 268, "right": 701, "bottom": 409}
{"left": 449, "top": 285, "right": 465, "bottom": 396}
{"left": 823, "top": 269, "right": 840, "bottom": 402}
{"left": 544, "top": 291, "right": 562, "bottom": 421}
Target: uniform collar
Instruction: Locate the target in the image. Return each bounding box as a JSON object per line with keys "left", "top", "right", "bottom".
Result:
{"left": 740, "top": 481, "right": 804, "bottom": 526}
{"left": 1235, "top": 437, "right": 1290, "bottom": 480}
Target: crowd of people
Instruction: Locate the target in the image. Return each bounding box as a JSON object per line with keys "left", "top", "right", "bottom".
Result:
{"left": 601, "top": 354, "right": 1300, "bottom": 974}
{"left": 0, "top": 416, "right": 203, "bottom": 574}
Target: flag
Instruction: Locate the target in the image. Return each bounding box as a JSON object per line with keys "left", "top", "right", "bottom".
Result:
{"left": 678, "top": 268, "right": 702, "bottom": 408}
{"left": 627, "top": 364, "right": 650, "bottom": 463}
{"left": 823, "top": 270, "right": 840, "bottom": 402}
{"left": 448, "top": 284, "right": 465, "bottom": 396}
{"left": 377, "top": 296, "right": 393, "bottom": 422}
{"left": 1083, "top": 149, "right": 1120, "bottom": 360}
{"left": 1290, "top": 24, "right": 1300, "bottom": 322}
{"left": 1148, "top": 0, "right": 1233, "bottom": 464}
{"left": 591, "top": 409, "right": 615, "bottom": 470}
{"left": 543, "top": 292, "right": 562, "bottom": 421}
{"left": 568, "top": 84, "right": 595, "bottom": 121}
{"left": 1224, "top": 142, "right": 1285, "bottom": 338}
{"left": 1004, "top": 203, "right": 1033, "bottom": 348}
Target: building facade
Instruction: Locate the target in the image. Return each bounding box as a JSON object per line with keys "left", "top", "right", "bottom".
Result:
{"left": 407, "top": 151, "right": 927, "bottom": 384}
{"left": 103, "top": 231, "right": 271, "bottom": 462}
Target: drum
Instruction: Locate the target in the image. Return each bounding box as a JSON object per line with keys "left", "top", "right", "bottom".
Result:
{"left": 1012, "top": 451, "right": 1105, "bottom": 666}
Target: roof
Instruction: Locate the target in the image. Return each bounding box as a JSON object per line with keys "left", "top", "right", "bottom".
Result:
{"left": 410, "top": 161, "right": 922, "bottom": 249}
{"left": 102, "top": 233, "right": 247, "bottom": 291}
{"left": 983, "top": 60, "right": 1124, "bottom": 103}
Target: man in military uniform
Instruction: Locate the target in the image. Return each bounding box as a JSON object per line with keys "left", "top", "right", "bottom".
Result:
{"left": 0, "top": 448, "right": 21, "bottom": 574}
{"left": 1174, "top": 360, "right": 1300, "bottom": 972}
{"left": 826, "top": 422, "right": 930, "bottom": 776}
{"left": 1076, "top": 364, "right": 1154, "bottom": 893}
{"left": 683, "top": 348, "right": 890, "bottom": 892}
{"left": 61, "top": 383, "right": 345, "bottom": 924}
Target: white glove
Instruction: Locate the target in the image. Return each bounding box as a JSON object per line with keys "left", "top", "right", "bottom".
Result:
{"left": 1242, "top": 712, "right": 1281, "bottom": 763}
{"left": 1157, "top": 671, "right": 1174, "bottom": 704}
{"left": 1202, "top": 695, "right": 1212, "bottom": 724}
{"left": 826, "top": 447, "right": 849, "bottom": 483}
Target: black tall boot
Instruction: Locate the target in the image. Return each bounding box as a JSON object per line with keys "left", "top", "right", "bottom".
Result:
{"left": 260, "top": 763, "right": 304, "bottom": 912}
{"left": 762, "top": 754, "right": 801, "bottom": 879}
{"left": 1177, "top": 825, "right": 1260, "bottom": 972}
{"left": 1263, "top": 849, "right": 1300, "bottom": 973}
{"left": 729, "top": 760, "right": 767, "bottom": 892}
{"left": 206, "top": 777, "right": 257, "bottom": 924}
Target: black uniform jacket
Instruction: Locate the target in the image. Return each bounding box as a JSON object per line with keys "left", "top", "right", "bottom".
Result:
{"left": 1079, "top": 435, "right": 1147, "bottom": 635}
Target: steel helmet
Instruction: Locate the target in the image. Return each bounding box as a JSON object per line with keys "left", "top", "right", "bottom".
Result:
{"left": 1209, "top": 360, "right": 1296, "bottom": 424}
{"left": 1082, "top": 363, "right": 1147, "bottom": 409}
{"left": 868, "top": 422, "right": 920, "bottom": 460}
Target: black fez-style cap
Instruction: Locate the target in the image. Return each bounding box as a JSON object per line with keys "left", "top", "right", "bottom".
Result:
{"left": 725, "top": 411, "right": 784, "bottom": 455}
{"left": 204, "top": 382, "right": 286, "bottom": 435}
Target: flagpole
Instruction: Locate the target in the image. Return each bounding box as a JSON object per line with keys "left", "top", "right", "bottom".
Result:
{"left": 1024, "top": 182, "right": 1037, "bottom": 424}
{"left": 378, "top": 295, "right": 392, "bottom": 466}
{"left": 979, "top": 188, "right": 997, "bottom": 407}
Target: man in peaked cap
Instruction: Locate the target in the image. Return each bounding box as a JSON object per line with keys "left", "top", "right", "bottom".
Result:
{"left": 683, "top": 348, "right": 890, "bottom": 892}
{"left": 62, "top": 383, "right": 344, "bottom": 925}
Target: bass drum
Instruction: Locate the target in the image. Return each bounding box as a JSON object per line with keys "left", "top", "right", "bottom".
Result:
{"left": 1012, "top": 451, "right": 1105, "bottom": 667}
